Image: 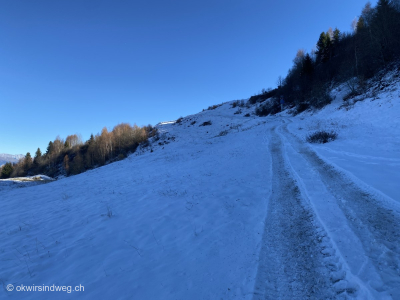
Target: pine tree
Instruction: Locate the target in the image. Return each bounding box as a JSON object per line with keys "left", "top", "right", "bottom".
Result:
{"left": 333, "top": 28, "right": 341, "bottom": 44}
{"left": 316, "top": 32, "right": 326, "bottom": 56}
{"left": 46, "top": 141, "right": 54, "bottom": 157}
{"left": 357, "top": 16, "right": 366, "bottom": 31}
{"left": 316, "top": 32, "right": 332, "bottom": 63}
{"left": 1, "top": 162, "right": 14, "bottom": 179}
{"left": 24, "top": 152, "right": 33, "bottom": 172}
{"left": 302, "top": 54, "right": 314, "bottom": 77}
{"left": 34, "top": 148, "right": 42, "bottom": 159}
{"left": 33, "top": 148, "right": 42, "bottom": 169}
{"left": 330, "top": 28, "right": 341, "bottom": 59}
{"left": 87, "top": 134, "right": 95, "bottom": 145}
{"left": 85, "top": 134, "right": 96, "bottom": 168}
{"left": 372, "top": 0, "right": 400, "bottom": 62}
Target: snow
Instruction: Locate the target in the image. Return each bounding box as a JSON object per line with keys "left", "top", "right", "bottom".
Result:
{"left": 286, "top": 77, "right": 400, "bottom": 204}
{"left": 0, "top": 74, "right": 399, "bottom": 299}
{"left": 1, "top": 175, "right": 55, "bottom": 182}
{"left": 0, "top": 176, "right": 55, "bottom": 193}
{"left": 0, "top": 105, "right": 272, "bottom": 299}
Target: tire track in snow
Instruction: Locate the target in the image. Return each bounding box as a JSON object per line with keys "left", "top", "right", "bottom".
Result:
{"left": 253, "top": 125, "right": 342, "bottom": 299}
{"left": 279, "top": 121, "right": 400, "bottom": 299}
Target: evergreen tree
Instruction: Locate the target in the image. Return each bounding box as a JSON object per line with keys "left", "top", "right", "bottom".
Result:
{"left": 87, "top": 134, "right": 95, "bottom": 145}
{"left": 357, "top": 16, "right": 366, "bottom": 31}
{"left": 330, "top": 28, "right": 341, "bottom": 59}
{"left": 302, "top": 54, "right": 314, "bottom": 78}
{"left": 24, "top": 152, "right": 33, "bottom": 172}
{"left": 1, "top": 162, "right": 14, "bottom": 179}
{"left": 333, "top": 28, "right": 341, "bottom": 43}
{"left": 372, "top": 0, "right": 400, "bottom": 62}
{"left": 46, "top": 141, "right": 54, "bottom": 157}
{"left": 316, "top": 32, "right": 332, "bottom": 63}
{"left": 316, "top": 32, "right": 326, "bottom": 56}
{"left": 85, "top": 134, "right": 96, "bottom": 168}
{"left": 34, "top": 148, "right": 42, "bottom": 160}
{"left": 33, "top": 148, "right": 42, "bottom": 169}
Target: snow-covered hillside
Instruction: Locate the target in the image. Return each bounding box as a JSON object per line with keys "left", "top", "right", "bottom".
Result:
{"left": 0, "top": 78, "right": 399, "bottom": 299}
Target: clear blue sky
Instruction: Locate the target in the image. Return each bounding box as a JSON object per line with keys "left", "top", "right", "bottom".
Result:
{"left": 0, "top": 0, "right": 376, "bottom": 155}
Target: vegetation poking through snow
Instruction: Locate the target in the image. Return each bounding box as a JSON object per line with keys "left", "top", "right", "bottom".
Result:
{"left": 208, "top": 104, "right": 221, "bottom": 110}
{"left": 248, "top": 89, "right": 277, "bottom": 105}
{"left": 255, "top": 100, "right": 281, "bottom": 116}
{"left": 199, "top": 121, "right": 212, "bottom": 126}
{"left": 306, "top": 131, "right": 338, "bottom": 144}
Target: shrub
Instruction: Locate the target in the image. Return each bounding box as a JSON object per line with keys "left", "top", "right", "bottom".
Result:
{"left": 293, "top": 102, "right": 310, "bottom": 115}
{"left": 232, "top": 100, "right": 245, "bottom": 108}
{"left": 343, "top": 90, "right": 361, "bottom": 102}
{"left": 249, "top": 89, "right": 277, "bottom": 104}
{"left": 244, "top": 113, "right": 251, "bottom": 117}
{"left": 199, "top": 121, "right": 212, "bottom": 126}
{"left": 306, "top": 130, "right": 338, "bottom": 144}
{"left": 309, "top": 86, "right": 333, "bottom": 109}
{"left": 175, "top": 117, "right": 183, "bottom": 124}
{"left": 234, "top": 108, "right": 242, "bottom": 115}
{"left": 217, "top": 130, "right": 228, "bottom": 137}
{"left": 339, "top": 100, "right": 354, "bottom": 111}
{"left": 255, "top": 99, "right": 280, "bottom": 116}
{"left": 208, "top": 105, "right": 220, "bottom": 110}
{"left": 249, "top": 95, "right": 261, "bottom": 104}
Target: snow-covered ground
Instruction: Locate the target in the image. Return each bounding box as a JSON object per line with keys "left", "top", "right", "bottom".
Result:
{"left": 0, "top": 76, "right": 399, "bottom": 299}
{"left": 0, "top": 175, "right": 55, "bottom": 193}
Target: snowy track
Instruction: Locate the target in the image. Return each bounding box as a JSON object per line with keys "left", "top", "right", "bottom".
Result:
{"left": 254, "top": 125, "right": 340, "bottom": 299}
{"left": 254, "top": 119, "right": 400, "bottom": 299}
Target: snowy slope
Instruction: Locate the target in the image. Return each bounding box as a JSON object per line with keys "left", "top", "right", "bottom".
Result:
{"left": 286, "top": 74, "right": 400, "bottom": 203}
{"left": 0, "top": 76, "right": 399, "bottom": 299}
{"left": 0, "top": 105, "right": 272, "bottom": 299}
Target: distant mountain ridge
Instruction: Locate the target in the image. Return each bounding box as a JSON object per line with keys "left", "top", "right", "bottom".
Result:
{"left": 0, "top": 153, "right": 24, "bottom": 166}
